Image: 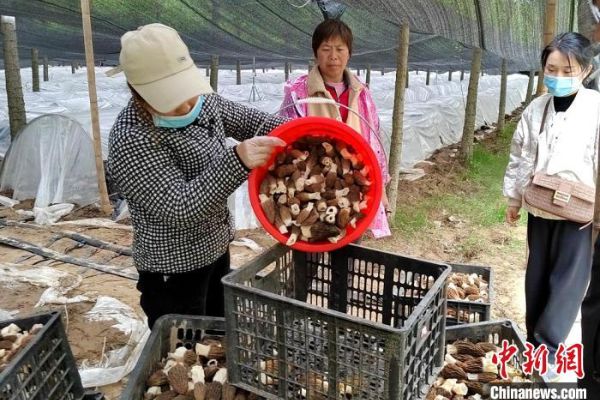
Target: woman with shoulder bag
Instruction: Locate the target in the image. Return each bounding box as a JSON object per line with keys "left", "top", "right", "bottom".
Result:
{"left": 503, "top": 32, "right": 600, "bottom": 376}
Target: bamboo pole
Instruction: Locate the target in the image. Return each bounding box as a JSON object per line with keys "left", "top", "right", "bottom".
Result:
{"left": 1, "top": 16, "right": 26, "bottom": 138}
{"left": 236, "top": 60, "right": 242, "bottom": 85}
{"left": 497, "top": 58, "right": 508, "bottom": 131}
{"left": 426, "top": 69, "right": 431, "bottom": 86}
{"left": 43, "top": 56, "right": 49, "bottom": 82}
{"left": 537, "top": 0, "right": 556, "bottom": 96}
{"left": 448, "top": 70, "right": 452, "bottom": 81}
{"left": 71, "top": 60, "right": 76, "bottom": 74}
{"left": 80, "top": 0, "right": 112, "bottom": 215}
{"left": 381, "top": 67, "right": 385, "bottom": 76}
{"left": 526, "top": 70, "right": 535, "bottom": 104}
{"left": 210, "top": 55, "right": 219, "bottom": 92}
{"left": 31, "top": 48, "right": 40, "bottom": 92}
{"left": 460, "top": 70, "right": 465, "bottom": 81}
{"left": 459, "top": 47, "right": 483, "bottom": 165}
{"left": 366, "top": 64, "right": 371, "bottom": 87}
{"left": 386, "top": 22, "right": 410, "bottom": 221}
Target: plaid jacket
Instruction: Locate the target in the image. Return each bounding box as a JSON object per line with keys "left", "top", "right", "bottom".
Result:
{"left": 108, "top": 94, "right": 286, "bottom": 273}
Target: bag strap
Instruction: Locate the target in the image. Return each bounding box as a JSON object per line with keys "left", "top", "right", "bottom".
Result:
{"left": 531, "top": 98, "right": 552, "bottom": 170}
{"left": 538, "top": 98, "right": 552, "bottom": 136}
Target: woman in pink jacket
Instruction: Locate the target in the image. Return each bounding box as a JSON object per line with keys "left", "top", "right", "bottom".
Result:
{"left": 279, "top": 19, "right": 391, "bottom": 239}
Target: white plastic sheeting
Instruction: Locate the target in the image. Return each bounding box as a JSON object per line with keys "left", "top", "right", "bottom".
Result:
{"left": 0, "top": 67, "right": 529, "bottom": 229}
{"left": 0, "top": 263, "right": 92, "bottom": 307}
{"left": 79, "top": 296, "right": 149, "bottom": 388}
{"left": 0, "top": 125, "right": 11, "bottom": 157}
{"left": 372, "top": 72, "right": 530, "bottom": 167}
{"left": 0, "top": 262, "right": 149, "bottom": 388}
{"left": 0, "top": 114, "right": 100, "bottom": 208}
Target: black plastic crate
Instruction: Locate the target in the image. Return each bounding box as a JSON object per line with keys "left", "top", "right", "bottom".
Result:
{"left": 446, "top": 263, "right": 493, "bottom": 326}
{"left": 446, "top": 319, "right": 546, "bottom": 384}
{"left": 0, "top": 311, "right": 86, "bottom": 400}
{"left": 223, "top": 243, "right": 451, "bottom": 400}
{"left": 121, "top": 314, "right": 225, "bottom": 400}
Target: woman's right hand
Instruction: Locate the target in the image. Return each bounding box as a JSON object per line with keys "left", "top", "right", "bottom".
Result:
{"left": 236, "top": 136, "right": 286, "bottom": 169}
{"left": 506, "top": 206, "right": 521, "bottom": 225}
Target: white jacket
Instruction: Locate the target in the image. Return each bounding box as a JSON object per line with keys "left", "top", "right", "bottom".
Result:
{"left": 503, "top": 89, "right": 600, "bottom": 213}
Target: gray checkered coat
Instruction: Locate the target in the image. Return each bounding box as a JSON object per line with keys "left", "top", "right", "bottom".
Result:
{"left": 107, "top": 94, "right": 286, "bottom": 273}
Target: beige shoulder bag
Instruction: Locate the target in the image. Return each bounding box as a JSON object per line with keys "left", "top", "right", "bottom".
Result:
{"left": 522, "top": 99, "right": 595, "bottom": 223}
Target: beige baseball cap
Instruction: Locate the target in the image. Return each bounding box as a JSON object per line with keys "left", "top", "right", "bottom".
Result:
{"left": 112, "top": 23, "right": 213, "bottom": 113}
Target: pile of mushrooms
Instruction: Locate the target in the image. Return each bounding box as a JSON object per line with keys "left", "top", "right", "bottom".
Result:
{"left": 259, "top": 135, "right": 375, "bottom": 245}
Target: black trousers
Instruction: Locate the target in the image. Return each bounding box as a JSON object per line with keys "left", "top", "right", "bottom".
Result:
{"left": 526, "top": 214, "right": 592, "bottom": 362}
{"left": 136, "top": 251, "right": 230, "bottom": 329}
{"left": 580, "top": 236, "right": 600, "bottom": 389}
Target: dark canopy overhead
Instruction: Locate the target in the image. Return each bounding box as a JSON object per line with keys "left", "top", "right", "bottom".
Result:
{"left": 0, "top": 0, "right": 577, "bottom": 72}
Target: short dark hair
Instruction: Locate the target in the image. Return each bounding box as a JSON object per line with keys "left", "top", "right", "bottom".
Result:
{"left": 541, "top": 32, "right": 593, "bottom": 71}
{"left": 312, "top": 19, "right": 353, "bottom": 56}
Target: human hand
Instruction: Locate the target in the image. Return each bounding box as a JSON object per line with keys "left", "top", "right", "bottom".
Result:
{"left": 236, "top": 136, "right": 286, "bottom": 169}
{"left": 506, "top": 206, "right": 521, "bottom": 225}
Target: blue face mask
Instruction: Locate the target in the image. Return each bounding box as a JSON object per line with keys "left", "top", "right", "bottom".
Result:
{"left": 153, "top": 96, "right": 204, "bottom": 129}
{"left": 543, "top": 75, "right": 582, "bottom": 97}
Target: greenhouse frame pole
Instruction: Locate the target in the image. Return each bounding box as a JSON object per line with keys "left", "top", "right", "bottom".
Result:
{"left": 459, "top": 47, "right": 482, "bottom": 165}
{"left": 525, "top": 70, "right": 535, "bottom": 104}
{"left": 31, "top": 48, "right": 40, "bottom": 92}
{"left": 1, "top": 16, "right": 26, "bottom": 138}
{"left": 284, "top": 61, "right": 289, "bottom": 82}
{"left": 387, "top": 22, "right": 410, "bottom": 222}
{"left": 43, "top": 56, "right": 49, "bottom": 82}
{"left": 81, "top": 0, "right": 112, "bottom": 215}
{"left": 536, "top": 0, "right": 556, "bottom": 95}
{"left": 210, "top": 55, "right": 219, "bottom": 92}
{"left": 497, "top": 58, "right": 507, "bottom": 131}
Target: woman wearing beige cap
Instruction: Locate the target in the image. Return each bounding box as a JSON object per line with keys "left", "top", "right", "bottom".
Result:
{"left": 107, "top": 23, "right": 286, "bottom": 328}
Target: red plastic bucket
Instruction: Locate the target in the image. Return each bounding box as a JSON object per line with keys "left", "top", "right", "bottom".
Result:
{"left": 248, "top": 117, "right": 382, "bottom": 252}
